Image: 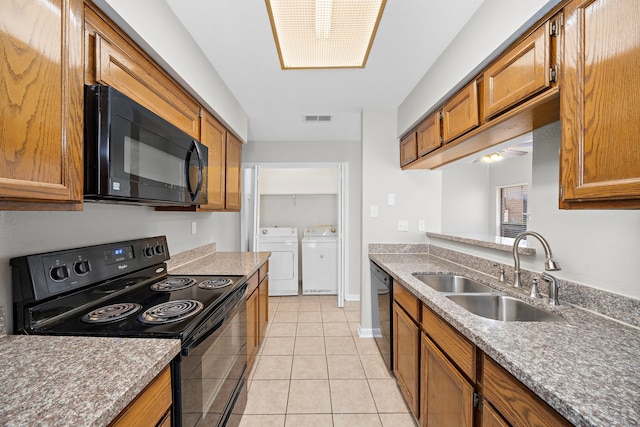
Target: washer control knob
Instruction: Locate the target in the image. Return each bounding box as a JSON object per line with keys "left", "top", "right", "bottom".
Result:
{"left": 144, "top": 247, "right": 155, "bottom": 258}
{"left": 73, "top": 260, "right": 91, "bottom": 276}
{"left": 50, "top": 265, "right": 70, "bottom": 282}
{"left": 154, "top": 245, "right": 165, "bottom": 255}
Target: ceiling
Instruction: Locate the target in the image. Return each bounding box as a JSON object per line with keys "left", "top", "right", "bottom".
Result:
{"left": 165, "top": 0, "right": 485, "bottom": 142}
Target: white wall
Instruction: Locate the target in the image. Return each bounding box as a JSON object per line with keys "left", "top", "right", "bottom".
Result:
{"left": 398, "top": 0, "right": 558, "bottom": 135}
{"left": 441, "top": 163, "right": 490, "bottom": 235}
{"left": 242, "top": 140, "right": 362, "bottom": 299}
{"left": 96, "top": 0, "right": 248, "bottom": 140}
{"left": 360, "top": 108, "right": 437, "bottom": 331}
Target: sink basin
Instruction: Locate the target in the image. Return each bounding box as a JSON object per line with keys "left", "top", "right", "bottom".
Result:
{"left": 413, "top": 274, "right": 494, "bottom": 293}
{"left": 446, "top": 294, "right": 564, "bottom": 322}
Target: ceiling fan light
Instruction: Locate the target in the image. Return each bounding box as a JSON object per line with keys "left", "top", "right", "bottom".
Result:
{"left": 266, "top": 0, "right": 386, "bottom": 69}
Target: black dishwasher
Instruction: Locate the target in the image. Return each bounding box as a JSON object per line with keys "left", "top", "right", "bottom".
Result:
{"left": 370, "top": 260, "right": 393, "bottom": 372}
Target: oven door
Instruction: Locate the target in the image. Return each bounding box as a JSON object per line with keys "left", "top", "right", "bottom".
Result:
{"left": 178, "top": 289, "right": 247, "bottom": 427}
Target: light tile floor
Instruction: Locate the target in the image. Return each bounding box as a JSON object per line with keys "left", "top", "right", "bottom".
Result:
{"left": 240, "top": 295, "right": 417, "bottom": 427}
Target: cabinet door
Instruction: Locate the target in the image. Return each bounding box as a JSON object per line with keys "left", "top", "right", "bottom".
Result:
{"left": 199, "top": 112, "right": 226, "bottom": 211}
{"left": 246, "top": 290, "right": 258, "bottom": 367}
{"left": 420, "top": 334, "right": 473, "bottom": 427}
{"left": 393, "top": 302, "right": 420, "bottom": 416}
{"left": 442, "top": 80, "right": 480, "bottom": 143}
{"left": 400, "top": 132, "right": 418, "bottom": 167}
{"left": 85, "top": 5, "right": 201, "bottom": 139}
{"left": 417, "top": 113, "right": 442, "bottom": 157}
{"left": 560, "top": 0, "right": 640, "bottom": 207}
{"left": 483, "top": 19, "right": 553, "bottom": 119}
{"left": 482, "top": 401, "right": 510, "bottom": 427}
{"left": 258, "top": 276, "right": 269, "bottom": 342}
{"left": 225, "top": 133, "right": 242, "bottom": 211}
{"left": 0, "top": 0, "right": 83, "bottom": 210}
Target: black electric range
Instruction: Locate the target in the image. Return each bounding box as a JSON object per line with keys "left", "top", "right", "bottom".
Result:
{"left": 11, "top": 236, "right": 248, "bottom": 427}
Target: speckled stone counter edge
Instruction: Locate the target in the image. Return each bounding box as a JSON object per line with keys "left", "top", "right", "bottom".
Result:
{"left": 426, "top": 231, "right": 536, "bottom": 255}
{"left": 370, "top": 243, "right": 639, "bottom": 328}
{"left": 0, "top": 307, "right": 5, "bottom": 336}
{"left": 166, "top": 243, "right": 216, "bottom": 270}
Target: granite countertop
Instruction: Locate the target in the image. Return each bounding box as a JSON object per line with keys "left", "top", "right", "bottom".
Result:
{"left": 167, "top": 251, "right": 271, "bottom": 277}
{"left": 370, "top": 253, "right": 640, "bottom": 427}
{"left": 0, "top": 335, "right": 180, "bottom": 426}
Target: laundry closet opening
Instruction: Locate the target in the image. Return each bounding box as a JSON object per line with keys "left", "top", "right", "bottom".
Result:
{"left": 241, "top": 163, "right": 348, "bottom": 307}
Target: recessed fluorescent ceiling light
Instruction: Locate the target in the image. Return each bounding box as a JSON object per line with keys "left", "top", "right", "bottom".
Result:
{"left": 266, "top": 0, "right": 386, "bottom": 69}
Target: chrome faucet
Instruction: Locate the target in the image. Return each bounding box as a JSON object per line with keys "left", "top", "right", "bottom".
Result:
{"left": 512, "top": 231, "right": 561, "bottom": 288}
{"left": 542, "top": 272, "right": 561, "bottom": 306}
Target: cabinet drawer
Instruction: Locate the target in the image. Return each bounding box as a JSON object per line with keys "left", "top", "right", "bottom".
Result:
{"left": 417, "top": 112, "right": 442, "bottom": 157}
{"left": 441, "top": 80, "right": 479, "bottom": 142}
{"left": 259, "top": 262, "right": 269, "bottom": 283}
{"left": 400, "top": 132, "right": 418, "bottom": 167}
{"left": 109, "top": 365, "right": 172, "bottom": 427}
{"left": 246, "top": 271, "right": 259, "bottom": 297}
{"left": 421, "top": 304, "right": 475, "bottom": 380}
{"left": 483, "top": 355, "right": 571, "bottom": 427}
{"left": 393, "top": 282, "right": 420, "bottom": 322}
{"left": 483, "top": 20, "right": 552, "bottom": 119}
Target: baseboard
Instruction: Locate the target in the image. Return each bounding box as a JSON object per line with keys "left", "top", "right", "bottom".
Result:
{"left": 357, "top": 325, "right": 382, "bottom": 338}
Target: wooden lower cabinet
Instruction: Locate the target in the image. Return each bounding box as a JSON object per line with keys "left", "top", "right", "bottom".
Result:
{"left": 247, "top": 263, "right": 269, "bottom": 368}
{"left": 420, "top": 333, "right": 473, "bottom": 427}
{"left": 482, "top": 401, "right": 510, "bottom": 427}
{"left": 392, "top": 301, "right": 420, "bottom": 416}
{"left": 109, "top": 365, "right": 172, "bottom": 427}
{"left": 483, "top": 355, "right": 571, "bottom": 427}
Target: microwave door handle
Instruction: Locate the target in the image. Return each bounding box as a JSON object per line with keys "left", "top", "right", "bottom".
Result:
{"left": 185, "top": 141, "right": 204, "bottom": 201}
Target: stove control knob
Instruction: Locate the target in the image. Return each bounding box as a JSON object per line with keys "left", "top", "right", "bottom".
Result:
{"left": 144, "top": 247, "right": 155, "bottom": 258}
{"left": 154, "top": 245, "right": 165, "bottom": 255}
{"left": 73, "top": 260, "right": 91, "bottom": 276}
{"left": 49, "top": 265, "right": 70, "bottom": 282}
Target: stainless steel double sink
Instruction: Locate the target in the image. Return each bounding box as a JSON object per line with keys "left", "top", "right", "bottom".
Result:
{"left": 413, "top": 273, "right": 563, "bottom": 322}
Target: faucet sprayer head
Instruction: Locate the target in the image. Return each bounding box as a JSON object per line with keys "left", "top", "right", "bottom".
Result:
{"left": 544, "top": 258, "right": 561, "bottom": 271}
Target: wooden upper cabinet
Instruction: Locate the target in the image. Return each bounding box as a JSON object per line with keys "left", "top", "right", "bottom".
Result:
{"left": 560, "top": 0, "right": 640, "bottom": 208}
{"left": 441, "top": 80, "right": 479, "bottom": 143}
{"left": 483, "top": 16, "right": 557, "bottom": 119}
{"left": 84, "top": 4, "right": 201, "bottom": 140}
{"left": 225, "top": 133, "right": 243, "bottom": 211}
{"left": 199, "top": 112, "right": 226, "bottom": 211}
{"left": 417, "top": 112, "right": 442, "bottom": 157}
{"left": 0, "top": 0, "right": 84, "bottom": 210}
{"left": 400, "top": 132, "right": 418, "bottom": 167}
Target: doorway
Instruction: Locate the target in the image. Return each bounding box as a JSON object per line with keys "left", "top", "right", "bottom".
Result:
{"left": 241, "top": 163, "right": 348, "bottom": 307}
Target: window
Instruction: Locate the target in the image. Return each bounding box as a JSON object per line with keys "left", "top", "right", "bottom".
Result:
{"left": 499, "top": 185, "right": 528, "bottom": 238}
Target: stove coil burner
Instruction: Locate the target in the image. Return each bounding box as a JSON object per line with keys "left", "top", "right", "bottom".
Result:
{"left": 139, "top": 300, "right": 204, "bottom": 324}
{"left": 199, "top": 277, "right": 233, "bottom": 290}
{"left": 82, "top": 303, "right": 142, "bottom": 324}
{"left": 150, "top": 277, "right": 197, "bottom": 292}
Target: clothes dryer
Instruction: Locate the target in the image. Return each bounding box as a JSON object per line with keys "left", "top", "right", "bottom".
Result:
{"left": 258, "top": 227, "right": 299, "bottom": 296}
{"left": 301, "top": 225, "right": 338, "bottom": 295}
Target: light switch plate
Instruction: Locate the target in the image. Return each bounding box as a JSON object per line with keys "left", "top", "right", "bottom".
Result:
{"left": 387, "top": 193, "right": 396, "bottom": 205}
{"left": 397, "top": 220, "right": 409, "bottom": 231}
{"left": 370, "top": 205, "right": 379, "bottom": 218}
{"left": 191, "top": 221, "right": 197, "bottom": 234}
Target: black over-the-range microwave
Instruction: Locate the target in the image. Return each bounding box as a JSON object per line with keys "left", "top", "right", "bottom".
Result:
{"left": 84, "top": 84, "right": 208, "bottom": 206}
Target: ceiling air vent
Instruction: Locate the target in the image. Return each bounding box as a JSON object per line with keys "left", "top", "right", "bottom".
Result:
{"left": 304, "top": 114, "right": 332, "bottom": 122}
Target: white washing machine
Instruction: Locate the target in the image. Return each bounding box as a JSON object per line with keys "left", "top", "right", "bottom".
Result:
{"left": 258, "top": 227, "right": 299, "bottom": 296}
{"left": 302, "top": 225, "right": 338, "bottom": 295}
